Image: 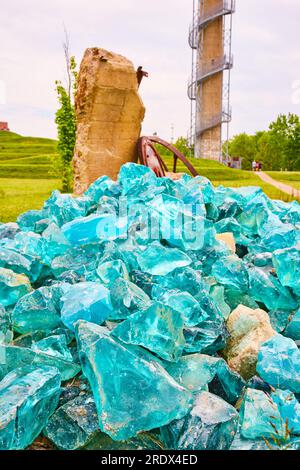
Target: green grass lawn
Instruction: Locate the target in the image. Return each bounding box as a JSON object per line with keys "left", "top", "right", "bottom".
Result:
{"left": 267, "top": 171, "right": 300, "bottom": 190}
{"left": 0, "top": 178, "right": 60, "bottom": 223}
{"left": 0, "top": 131, "right": 58, "bottom": 178}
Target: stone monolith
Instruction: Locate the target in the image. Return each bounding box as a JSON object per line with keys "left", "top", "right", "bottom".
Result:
{"left": 73, "top": 48, "right": 145, "bottom": 195}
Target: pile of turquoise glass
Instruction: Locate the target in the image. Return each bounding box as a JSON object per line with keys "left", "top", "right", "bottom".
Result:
{"left": 0, "top": 163, "right": 300, "bottom": 450}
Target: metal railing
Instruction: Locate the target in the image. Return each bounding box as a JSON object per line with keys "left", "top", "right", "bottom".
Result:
{"left": 196, "top": 109, "right": 232, "bottom": 135}
{"left": 197, "top": 54, "right": 233, "bottom": 82}
{"left": 189, "top": 1, "right": 235, "bottom": 49}
{"left": 199, "top": 0, "right": 236, "bottom": 29}
{"left": 187, "top": 78, "right": 197, "bottom": 100}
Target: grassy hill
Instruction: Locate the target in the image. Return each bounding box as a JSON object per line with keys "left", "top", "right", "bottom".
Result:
{"left": 0, "top": 131, "right": 58, "bottom": 178}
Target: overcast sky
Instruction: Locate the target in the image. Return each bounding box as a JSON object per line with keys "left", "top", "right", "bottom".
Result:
{"left": 0, "top": 0, "right": 300, "bottom": 140}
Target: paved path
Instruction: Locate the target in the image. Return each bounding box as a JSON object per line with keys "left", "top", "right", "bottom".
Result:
{"left": 256, "top": 171, "right": 300, "bottom": 199}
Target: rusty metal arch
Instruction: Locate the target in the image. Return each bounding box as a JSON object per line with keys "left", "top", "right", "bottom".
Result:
{"left": 137, "top": 136, "right": 199, "bottom": 178}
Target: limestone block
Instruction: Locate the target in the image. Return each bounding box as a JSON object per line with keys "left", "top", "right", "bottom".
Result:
{"left": 223, "top": 305, "right": 276, "bottom": 380}
{"left": 73, "top": 48, "right": 145, "bottom": 195}
{"left": 216, "top": 232, "right": 236, "bottom": 253}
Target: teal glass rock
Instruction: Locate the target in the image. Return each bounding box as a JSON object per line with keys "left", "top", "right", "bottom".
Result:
{"left": 160, "top": 391, "right": 239, "bottom": 450}
{"left": 0, "top": 246, "right": 42, "bottom": 283}
{"left": 284, "top": 308, "right": 300, "bottom": 341}
{"left": 211, "top": 255, "right": 249, "bottom": 292}
{"left": 273, "top": 245, "right": 300, "bottom": 291}
{"left": 44, "top": 393, "right": 99, "bottom": 450}
{"left": 257, "top": 334, "right": 300, "bottom": 393}
{"left": 76, "top": 320, "right": 192, "bottom": 441}
{"left": 0, "top": 268, "right": 32, "bottom": 308}
{"left": 271, "top": 389, "right": 300, "bottom": 436}
{"left": 240, "top": 387, "right": 300, "bottom": 441}
{"left": 12, "top": 284, "right": 67, "bottom": 334}
{"left": 137, "top": 242, "right": 192, "bottom": 276}
{"left": 0, "top": 222, "right": 19, "bottom": 241}
{"left": 96, "top": 259, "right": 129, "bottom": 284}
{"left": 0, "top": 365, "right": 61, "bottom": 450}
{"left": 42, "top": 222, "right": 70, "bottom": 263}
{"left": 62, "top": 213, "right": 128, "bottom": 246}
{"left": 208, "top": 283, "right": 231, "bottom": 320}
{"left": 183, "top": 316, "right": 228, "bottom": 356}
{"left": 44, "top": 190, "right": 88, "bottom": 227}
{"left": 61, "top": 282, "right": 113, "bottom": 332}
{"left": 240, "top": 388, "right": 283, "bottom": 440}
{"left": 118, "top": 163, "right": 158, "bottom": 198}
{"left": 0, "top": 305, "right": 12, "bottom": 344}
{"left": 268, "top": 309, "right": 291, "bottom": 333}
{"left": 50, "top": 243, "right": 103, "bottom": 280}
{"left": 17, "top": 209, "right": 48, "bottom": 233}
{"left": 165, "top": 354, "right": 245, "bottom": 403}
{"left": 151, "top": 286, "right": 207, "bottom": 327}
{"left": 112, "top": 301, "right": 185, "bottom": 362}
{"left": 32, "top": 334, "right": 74, "bottom": 363}
{"left": 248, "top": 266, "right": 298, "bottom": 311}
{"left": 109, "top": 278, "right": 151, "bottom": 320}
{"left": 230, "top": 432, "right": 270, "bottom": 451}
{"left": 0, "top": 343, "right": 80, "bottom": 381}
{"left": 83, "top": 175, "right": 120, "bottom": 204}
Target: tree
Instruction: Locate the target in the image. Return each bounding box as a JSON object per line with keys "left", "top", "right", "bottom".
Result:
{"left": 269, "top": 113, "right": 300, "bottom": 170}
{"left": 54, "top": 31, "right": 78, "bottom": 193}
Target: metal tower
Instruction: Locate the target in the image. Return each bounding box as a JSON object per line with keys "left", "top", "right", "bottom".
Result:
{"left": 188, "top": 0, "right": 235, "bottom": 161}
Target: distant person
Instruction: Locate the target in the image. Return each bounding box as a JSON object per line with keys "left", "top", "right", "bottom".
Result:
{"left": 258, "top": 161, "right": 262, "bottom": 172}
{"left": 252, "top": 160, "right": 257, "bottom": 172}
{"left": 136, "top": 66, "right": 149, "bottom": 88}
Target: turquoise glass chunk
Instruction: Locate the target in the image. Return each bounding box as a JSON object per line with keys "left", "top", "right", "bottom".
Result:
{"left": 240, "top": 388, "right": 283, "bottom": 440}
{"left": 118, "top": 163, "right": 158, "bottom": 197}
{"left": 0, "top": 366, "right": 61, "bottom": 450}
{"left": 230, "top": 432, "right": 270, "bottom": 451}
{"left": 112, "top": 301, "right": 185, "bottom": 362}
{"left": 284, "top": 308, "right": 300, "bottom": 341}
{"left": 272, "top": 389, "right": 300, "bottom": 436}
{"left": 83, "top": 175, "right": 120, "bottom": 203}
{"left": 44, "top": 190, "right": 88, "bottom": 227}
{"left": 211, "top": 255, "right": 249, "bottom": 292}
{"left": 76, "top": 320, "right": 192, "bottom": 441}
{"left": 62, "top": 213, "right": 128, "bottom": 246}
{"left": 160, "top": 391, "right": 239, "bottom": 450}
{"left": 109, "top": 278, "right": 151, "bottom": 320}
{"left": 44, "top": 393, "right": 99, "bottom": 450}
{"left": 248, "top": 266, "right": 298, "bottom": 310}
{"left": 17, "top": 209, "right": 48, "bottom": 233}
{"left": 137, "top": 242, "right": 192, "bottom": 276}
{"left": 0, "top": 343, "right": 80, "bottom": 381}
{"left": 165, "top": 354, "right": 245, "bottom": 403}
{"left": 0, "top": 246, "right": 41, "bottom": 282}
{"left": 273, "top": 245, "right": 300, "bottom": 291}
{"left": 61, "top": 282, "right": 113, "bottom": 332}
{"left": 0, "top": 305, "right": 12, "bottom": 344}
{"left": 151, "top": 286, "right": 207, "bottom": 327}
{"left": 0, "top": 222, "right": 19, "bottom": 241}
{"left": 12, "top": 284, "right": 67, "bottom": 334}
{"left": 96, "top": 259, "right": 129, "bottom": 284}
{"left": 257, "top": 334, "right": 300, "bottom": 393}
{"left": 240, "top": 388, "right": 300, "bottom": 441}
{"left": 0, "top": 268, "right": 32, "bottom": 308}
{"left": 32, "top": 334, "right": 74, "bottom": 362}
